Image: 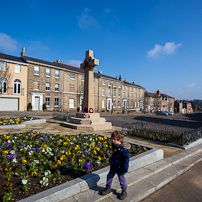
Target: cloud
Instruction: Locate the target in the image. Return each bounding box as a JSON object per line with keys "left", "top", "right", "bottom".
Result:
{"left": 105, "top": 8, "right": 111, "bottom": 13}
{"left": 28, "top": 41, "right": 48, "bottom": 51}
{"left": 78, "top": 8, "right": 101, "bottom": 29}
{"left": 187, "top": 82, "right": 196, "bottom": 88}
{"left": 148, "top": 42, "right": 182, "bottom": 58}
{"left": 0, "top": 33, "right": 17, "bottom": 52}
{"left": 67, "top": 59, "right": 83, "bottom": 67}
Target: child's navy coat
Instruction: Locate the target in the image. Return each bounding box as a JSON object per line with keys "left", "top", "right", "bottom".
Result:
{"left": 110, "top": 141, "right": 131, "bottom": 175}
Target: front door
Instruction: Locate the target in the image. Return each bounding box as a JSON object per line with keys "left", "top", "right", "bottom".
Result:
{"left": 35, "top": 96, "right": 40, "bottom": 110}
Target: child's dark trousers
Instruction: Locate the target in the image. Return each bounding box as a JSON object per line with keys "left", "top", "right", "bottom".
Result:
{"left": 106, "top": 170, "right": 127, "bottom": 190}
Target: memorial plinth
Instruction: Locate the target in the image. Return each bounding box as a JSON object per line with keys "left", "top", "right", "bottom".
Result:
{"left": 63, "top": 50, "right": 112, "bottom": 131}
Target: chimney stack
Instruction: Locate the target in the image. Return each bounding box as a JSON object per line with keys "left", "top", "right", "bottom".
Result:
{"left": 119, "top": 75, "right": 122, "bottom": 81}
{"left": 133, "top": 81, "right": 135, "bottom": 84}
{"left": 21, "top": 47, "right": 26, "bottom": 56}
{"left": 56, "top": 59, "right": 60, "bottom": 63}
{"left": 157, "top": 90, "right": 160, "bottom": 96}
{"left": 98, "top": 71, "right": 102, "bottom": 74}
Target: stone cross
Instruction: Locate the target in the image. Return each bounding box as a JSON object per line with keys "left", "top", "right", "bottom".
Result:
{"left": 80, "top": 50, "right": 99, "bottom": 112}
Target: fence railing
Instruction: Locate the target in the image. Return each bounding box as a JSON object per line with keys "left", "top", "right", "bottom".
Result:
{"left": 122, "top": 122, "right": 202, "bottom": 147}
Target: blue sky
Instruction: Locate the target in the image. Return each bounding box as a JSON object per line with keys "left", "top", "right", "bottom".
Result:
{"left": 1, "top": 0, "right": 202, "bottom": 100}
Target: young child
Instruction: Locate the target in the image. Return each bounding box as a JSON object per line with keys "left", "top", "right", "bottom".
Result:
{"left": 102, "top": 131, "right": 131, "bottom": 200}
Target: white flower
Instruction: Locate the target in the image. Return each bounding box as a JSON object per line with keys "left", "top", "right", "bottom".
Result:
{"left": 28, "top": 151, "right": 33, "bottom": 156}
{"left": 33, "top": 160, "right": 39, "bottom": 164}
{"left": 42, "top": 149, "right": 45, "bottom": 153}
{"left": 22, "top": 179, "right": 27, "bottom": 185}
{"left": 44, "top": 170, "right": 51, "bottom": 176}
{"left": 12, "top": 158, "right": 17, "bottom": 163}
{"left": 8, "top": 140, "right": 11, "bottom": 143}
{"left": 10, "top": 150, "right": 15, "bottom": 154}
{"left": 12, "top": 140, "right": 15, "bottom": 143}
{"left": 95, "top": 161, "right": 101, "bottom": 165}
{"left": 59, "top": 139, "right": 62, "bottom": 142}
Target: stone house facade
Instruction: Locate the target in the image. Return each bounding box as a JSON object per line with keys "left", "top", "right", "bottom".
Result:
{"left": 144, "top": 90, "right": 175, "bottom": 113}
{"left": 0, "top": 53, "right": 28, "bottom": 111}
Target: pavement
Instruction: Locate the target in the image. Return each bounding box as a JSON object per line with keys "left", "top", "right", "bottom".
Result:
{"left": 1, "top": 111, "right": 202, "bottom": 202}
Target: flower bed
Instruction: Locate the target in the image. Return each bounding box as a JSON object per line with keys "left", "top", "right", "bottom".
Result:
{"left": 0, "top": 117, "right": 39, "bottom": 125}
{"left": 0, "top": 131, "right": 150, "bottom": 202}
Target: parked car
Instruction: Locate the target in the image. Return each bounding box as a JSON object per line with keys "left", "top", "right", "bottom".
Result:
{"left": 156, "top": 111, "right": 168, "bottom": 116}
{"left": 164, "top": 111, "right": 174, "bottom": 115}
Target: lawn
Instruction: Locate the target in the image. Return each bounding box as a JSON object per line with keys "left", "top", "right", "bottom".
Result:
{"left": 0, "top": 131, "right": 149, "bottom": 202}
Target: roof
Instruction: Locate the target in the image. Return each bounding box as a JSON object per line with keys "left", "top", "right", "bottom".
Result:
{"left": 145, "top": 91, "right": 175, "bottom": 99}
{"left": 123, "top": 80, "right": 145, "bottom": 89}
{"left": 0, "top": 53, "right": 27, "bottom": 64}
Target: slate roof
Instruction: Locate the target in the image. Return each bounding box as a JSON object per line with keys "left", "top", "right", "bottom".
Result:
{"left": 123, "top": 80, "right": 145, "bottom": 89}
{"left": 0, "top": 53, "right": 27, "bottom": 64}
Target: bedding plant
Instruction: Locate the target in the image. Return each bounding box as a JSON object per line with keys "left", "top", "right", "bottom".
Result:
{"left": 0, "top": 117, "right": 38, "bottom": 125}
{"left": 0, "top": 131, "right": 150, "bottom": 201}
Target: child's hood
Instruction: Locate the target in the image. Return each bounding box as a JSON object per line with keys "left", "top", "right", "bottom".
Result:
{"left": 121, "top": 141, "right": 131, "bottom": 150}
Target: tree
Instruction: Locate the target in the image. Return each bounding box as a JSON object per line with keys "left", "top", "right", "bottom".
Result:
{"left": 0, "top": 53, "right": 13, "bottom": 95}
{"left": 191, "top": 101, "right": 196, "bottom": 111}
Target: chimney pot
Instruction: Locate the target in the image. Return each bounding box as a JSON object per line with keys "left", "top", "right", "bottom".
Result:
{"left": 56, "top": 59, "right": 60, "bottom": 63}
{"left": 21, "top": 47, "right": 26, "bottom": 56}
{"left": 133, "top": 81, "right": 135, "bottom": 84}
{"left": 98, "top": 71, "right": 102, "bottom": 74}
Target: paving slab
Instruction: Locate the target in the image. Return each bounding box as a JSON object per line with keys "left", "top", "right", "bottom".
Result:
{"left": 105, "top": 180, "right": 156, "bottom": 202}
{"left": 143, "top": 171, "right": 175, "bottom": 191}
{"left": 143, "top": 159, "right": 172, "bottom": 174}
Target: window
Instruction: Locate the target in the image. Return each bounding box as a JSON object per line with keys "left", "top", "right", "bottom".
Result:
{"left": 34, "top": 81, "right": 39, "bottom": 90}
{"left": 131, "top": 88, "right": 133, "bottom": 91}
{"left": 108, "top": 89, "right": 111, "bottom": 97}
{"left": 69, "top": 99, "right": 75, "bottom": 108}
{"left": 46, "top": 68, "right": 51, "bottom": 77}
{"left": 124, "top": 86, "right": 125, "bottom": 90}
{"left": 118, "top": 90, "right": 120, "bottom": 97}
{"left": 113, "top": 82, "right": 116, "bottom": 87}
{"left": 15, "top": 64, "right": 21, "bottom": 73}
{"left": 81, "top": 86, "right": 84, "bottom": 93}
{"left": 70, "top": 84, "right": 75, "bottom": 93}
{"left": 113, "top": 89, "right": 116, "bottom": 97}
{"left": 123, "top": 92, "right": 125, "bottom": 98}
{"left": 34, "top": 66, "right": 39, "bottom": 75}
{"left": 138, "top": 94, "right": 140, "bottom": 99}
{"left": 108, "top": 81, "right": 111, "bottom": 86}
{"left": 138, "top": 101, "right": 140, "bottom": 108}
{"left": 82, "top": 75, "right": 84, "bottom": 81}
{"left": 55, "top": 84, "right": 59, "bottom": 92}
{"left": 131, "top": 101, "right": 133, "bottom": 108}
{"left": 0, "top": 77, "right": 7, "bottom": 94}
{"left": 46, "top": 98, "right": 50, "bottom": 107}
{"left": 135, "top": 94, "right": 137, "bottom": 99}
{"left": 102, "top": 88, "right": 105, "bottom": 96}
{"left": 139, "top": 89, "right": 140, "bottom": 93}
{"left": 70, "top": 74, "right": 75, "bottom": 80}
{"left": 102, "top": 79, "right": 105, "bottom": 85}
{"left": 127, "top": 87, "right": 129, "bottom": 91}
{"left": 132, "top": 93, "right": 133, "bottom": 98}
{"left": 118, "top": 101, "right": 120, "bottom": 108}
{"left": 135, "top": 101, "right": 137, "bottom": 108}
{"left": 55, "top": 98, "right": 59, "bottom": 107}
{"left": 102, "top": 100, "right": 105, "bottom": 108}
{"left": 55, "top": 70, "right": 59, "bottom": 78}
{"left": 13, "top": 79, "right": 21, "bottom": 94}
{"left": 0, "top": 62, "right": 6, "bottom": 71}
{"left": 127, "top": 101, "right": 129, "bottom": 108}
{"left": 46, "top": 82, "right": 50, "bottom": 91}
{"left": 127, "top": 93, "right": 129, "bottom": 98}
{"left": 118, "top": 83, "right": 121, "bottom": 88}
{"left": 113, "top": 101, "right": 116, "bottom": 108}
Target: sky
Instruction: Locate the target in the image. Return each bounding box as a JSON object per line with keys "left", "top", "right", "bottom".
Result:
{"left": 1, "top": 0, "right": 202, "bottom": 100}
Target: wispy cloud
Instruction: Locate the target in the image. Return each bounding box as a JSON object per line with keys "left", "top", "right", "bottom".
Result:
{"left": 0, "top": 33, "right": 17, "bottom": 52}
{"left": 148, "top": 42, "right": 182, "bottom": 58}
{"left": 67, "top": 59, "right": 83, "bottom": 67}
{"left": 27, "top": 41, "right": 48, "bottom": 51}
{"left": 105, "top": 8, "right": 111, "bottom": 13}
{"left": 78, "top": 8, "right": 101, "bottom": 29}
{"left": 187, "top": 82, "right": 196, "bottom": 88}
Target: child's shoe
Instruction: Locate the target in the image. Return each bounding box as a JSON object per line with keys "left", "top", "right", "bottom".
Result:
{"left": 120, "top": 189, "right": 127, "bottom": 200}
{"left": 101, "top": 186, "right": 111, "bottom": 195}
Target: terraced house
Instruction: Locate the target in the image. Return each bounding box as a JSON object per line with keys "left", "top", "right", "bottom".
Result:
{"left": 0, "top": 48, "right": 145, "bottom": 112}
{"left": 0, "top": 53, "right": 28, "bottom": 111}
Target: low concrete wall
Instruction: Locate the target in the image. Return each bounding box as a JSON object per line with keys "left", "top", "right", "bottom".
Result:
{"left": 18, "top": 137, "right": 163, "bottom": 202}
{"left": 0, "top": 119, "right": 46, "bottom": 129}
